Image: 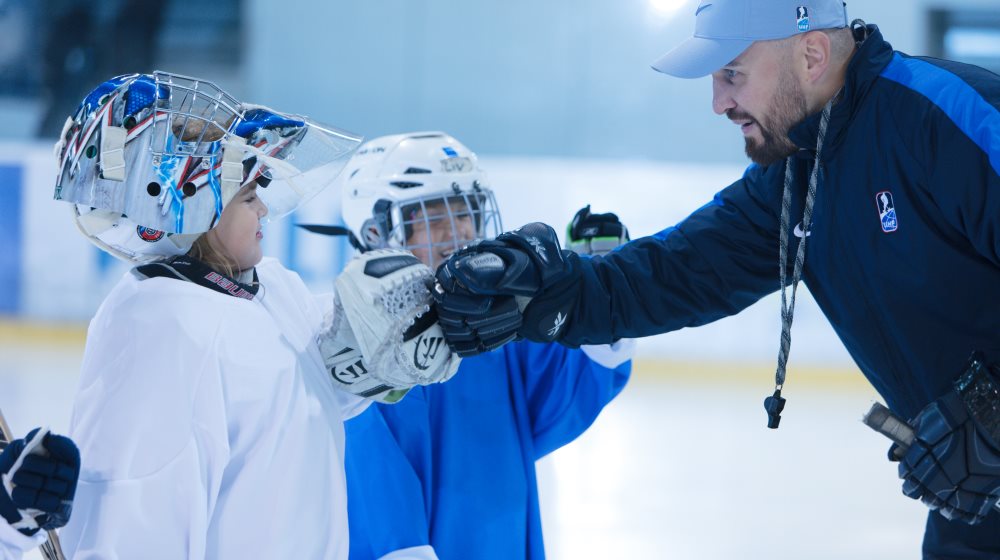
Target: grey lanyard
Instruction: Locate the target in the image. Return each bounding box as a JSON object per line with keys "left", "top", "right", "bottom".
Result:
{"left": 765, "top": 99, "right": 833, "bottom": 429}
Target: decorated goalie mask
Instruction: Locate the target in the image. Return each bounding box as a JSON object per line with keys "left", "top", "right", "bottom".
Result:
{"left": 339, "top": 132, "right": 502, "bottom": 269}
{"left": 53, "top": 71, "right": 362, "bottom": 262}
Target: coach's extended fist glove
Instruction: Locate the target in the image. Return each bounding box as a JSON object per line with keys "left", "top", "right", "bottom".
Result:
{"left": 895, "top": 353, "right": 1000, "bottom": 524}
{"left": 0, "top": 428, "right": 80, "bottom": 536}
{"left": 319, "top": 249, "right": 462, "bottom": 403}
{"left": 434, "top": 222, "right": 576, "bottom": 356}
{"left": 565, "top": 205, "right": 630, "bottom": 256}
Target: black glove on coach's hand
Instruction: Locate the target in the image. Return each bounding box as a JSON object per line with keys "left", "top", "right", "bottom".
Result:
{"left": 437, "top": 222, "right": 571, "bottom": 297}
{"left": 896, "top": 353, "right": 1000, "bottom": 524}
{"left": 434, "top": 222, "right": 574, "bottom": 356}
{"left": 430, "top": 289, "right": 523, "bottom": 357}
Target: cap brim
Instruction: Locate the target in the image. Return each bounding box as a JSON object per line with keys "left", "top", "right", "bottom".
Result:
{"left": 651, "top": 36, "right": 754, "bottom": 79}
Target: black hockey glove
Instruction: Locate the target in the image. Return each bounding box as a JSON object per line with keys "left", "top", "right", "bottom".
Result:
{"left": 0, "top": 428, "right": 80, "bottom": 536}
{"left": 565, "top": 205, "right": 630, "bottom": 256}
{"left": 895, "top": 353, "right": 1000, "bottom": 524}
{"left": 434, "top": 222, "right": 574, "bottom": 356}
{"left": 431, "top": 289, "right": 524, "bottom": 357}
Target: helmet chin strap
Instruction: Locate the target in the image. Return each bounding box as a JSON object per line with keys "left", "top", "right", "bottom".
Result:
{"left": 295, "top": 224, "right": 366, "bottom": 252}
{"left": 220, "top": 136, "right": 246, "bottom": 205}
{"left": 99, "top": 123, "right": 127, "bottom": 181}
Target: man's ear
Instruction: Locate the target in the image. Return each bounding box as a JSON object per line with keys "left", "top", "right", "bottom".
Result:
{"left": 800, "top": 31, "right": 832, "bottom": 84}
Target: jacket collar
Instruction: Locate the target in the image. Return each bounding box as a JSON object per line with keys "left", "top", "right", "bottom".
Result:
{"left": 788, "top": 24, "right": 895, "bottom": 155}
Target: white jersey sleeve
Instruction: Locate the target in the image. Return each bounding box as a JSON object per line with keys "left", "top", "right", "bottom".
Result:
{"left": 258, "top": 260, "right": 371, "bottom": 420}
{"left": 580, "top": 338, "right": 637, "bottom": 369}
{"left": 0, "top": 519, "right": 44, "bottom": 560}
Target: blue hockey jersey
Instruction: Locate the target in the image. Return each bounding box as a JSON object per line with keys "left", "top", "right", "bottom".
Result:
{"left": 519, "top": 25, "right": 1000, "bottom": 556}
{"left": 344, "top": 341, "right": 631, "bottom": 559}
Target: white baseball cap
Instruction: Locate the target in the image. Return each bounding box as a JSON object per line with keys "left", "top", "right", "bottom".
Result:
{"left": 652, "top": 0, "right": 849, "bottom": 78}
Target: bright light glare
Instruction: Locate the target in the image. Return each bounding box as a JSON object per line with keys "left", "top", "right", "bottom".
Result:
{"left": 649, "top": 0, "right": 687, "bottom": 15}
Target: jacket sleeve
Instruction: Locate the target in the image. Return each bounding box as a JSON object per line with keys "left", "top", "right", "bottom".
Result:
{"left": 909, "top": 87, "right": 1000, "bottom": 266}
{"left": 875, "top": 55, "right": 1000, "bottom": 266}
{"left": 511, "top": 341, "right": 632, "bottom": 459}
{"left": 527, "top": 165, "right": 786, "bottom": 346}
{"left": 345, "top": 393, "right": 435, "bottom": 560}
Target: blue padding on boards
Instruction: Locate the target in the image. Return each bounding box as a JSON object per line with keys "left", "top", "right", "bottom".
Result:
{"left": 0, "top": 165, "right": 22, "bottom": 314}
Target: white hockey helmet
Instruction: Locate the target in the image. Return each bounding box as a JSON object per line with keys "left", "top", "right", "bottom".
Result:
{"left": 54, "top": 71, "right": 362, "bottom": 263}
{"left": 337, "top": 132, "right": 502, "bottom": 269}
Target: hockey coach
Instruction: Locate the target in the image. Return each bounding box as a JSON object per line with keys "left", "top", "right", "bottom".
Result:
{"left": 431, "top": 0, "right": 1000, "bottom": 557}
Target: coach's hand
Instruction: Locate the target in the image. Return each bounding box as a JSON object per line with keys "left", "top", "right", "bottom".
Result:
{"left": 434, "top": 222, "right": 574, "bottom": 356}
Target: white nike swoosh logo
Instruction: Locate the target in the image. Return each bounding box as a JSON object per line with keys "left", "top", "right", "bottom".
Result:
{"left": 793, "top": 222, "right": 811, "bottom": 238}
{"left": 696, "top": 3, "right": 713, "bottom": 15}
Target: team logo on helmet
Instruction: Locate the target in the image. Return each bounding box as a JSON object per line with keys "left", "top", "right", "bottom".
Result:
{"left": 136, "top": 225, "right": 165, "bottom": 242}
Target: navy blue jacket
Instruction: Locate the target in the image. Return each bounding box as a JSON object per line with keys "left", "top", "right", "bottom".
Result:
{"left": 525, "top": 26, "right": 1000, "bottom": 556}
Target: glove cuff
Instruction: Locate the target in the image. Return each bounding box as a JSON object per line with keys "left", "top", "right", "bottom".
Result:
{"left": 955, "top": 356, "right": 1000, "bottom": 445}
{"left": 518, "top": 253, "right": 582, "bottom": 343}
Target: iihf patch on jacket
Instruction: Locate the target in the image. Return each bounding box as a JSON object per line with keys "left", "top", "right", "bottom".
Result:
{"left": 875, "top": 191, "right": 898, "bottom": 233}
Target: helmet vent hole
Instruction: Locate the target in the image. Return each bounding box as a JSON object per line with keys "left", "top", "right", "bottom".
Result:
{"left": 182, "top": 182, "right": 197, "bottom": 197}
{"left": 85, "top": 145, "right": 98, "bottom": 158}
{"left": 390, "top": 181, "right": 423, "bottom": 189}
{"left": 403, "top": 167, "right": 432, "bottom": 174}
{"left": 123, "top": 116, "right": 137, "bottom": 130}
{"left": 146, "top": 182, "right": 161, "bottom": 196}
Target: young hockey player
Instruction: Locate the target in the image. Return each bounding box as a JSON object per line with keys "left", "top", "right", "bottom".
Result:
{"left": 50, "top": 73, "right": 460, "bottom": 558}
{"left": 306, "top": 132, "right": 634, "bottom": 560}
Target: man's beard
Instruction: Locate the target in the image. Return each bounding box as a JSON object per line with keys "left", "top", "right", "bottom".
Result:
{"left": 730, "top": 70, "right": 808, "bottom": 166}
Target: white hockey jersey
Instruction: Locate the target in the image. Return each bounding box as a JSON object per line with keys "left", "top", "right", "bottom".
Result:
{"left": 61, "top": 258, "right": 368, "bottom": 559}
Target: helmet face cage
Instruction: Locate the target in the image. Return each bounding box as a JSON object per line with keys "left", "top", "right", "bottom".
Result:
{"left": 54, "top": 72, "right": 251, "bottom": 235}
{"left": 54, "top": 71, "right": 362, "bottom": 262}
{"left": 149, "top": 71, "right": 243, "bottom": 158}
{"left": 381, "top": 186, "right": 502, "bottom": 269}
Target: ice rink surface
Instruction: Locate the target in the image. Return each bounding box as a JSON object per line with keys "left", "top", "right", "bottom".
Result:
{"left": 1, "top": 325, "right": 928, "bottom": 560}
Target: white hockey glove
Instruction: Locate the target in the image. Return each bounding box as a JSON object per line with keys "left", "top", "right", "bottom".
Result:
{"left": 318, "top": 249, "right": 462, "bottom": 403}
